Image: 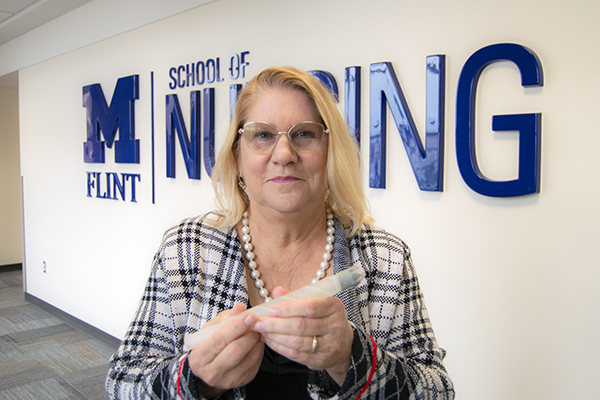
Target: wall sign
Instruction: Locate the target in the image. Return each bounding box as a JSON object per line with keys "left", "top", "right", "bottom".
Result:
{"left": 82, "top": 43, "right": 543, "bottom": 203}
{"left": 456, "top": 43, "right": 542, "bottom": 197}
{"left": 83, "top": 75, "right": 141, "bottom": 202}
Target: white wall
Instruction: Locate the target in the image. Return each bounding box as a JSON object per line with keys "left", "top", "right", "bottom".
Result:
{"left": 18, "top": 0, "right": 600, "bottom": 399}
{"left": 0, "top": 86, "right": 22, "bottom": 266}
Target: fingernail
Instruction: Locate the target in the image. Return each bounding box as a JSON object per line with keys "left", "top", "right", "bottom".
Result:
{"left": 269, "top": 308, "right": 280, "bottom": 317}
{"left": 253, "top": 321, "right": 263, "bottom": 331}
{"left": 244, "top": 314, "right": 257, "bottom": 326}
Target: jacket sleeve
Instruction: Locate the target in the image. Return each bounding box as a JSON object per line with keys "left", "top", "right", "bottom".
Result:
{"left": 105, "top": 251, "right": 206, "bottom": 400}
{"left": 106, "top": 215, "right": 249, "bottom": 400}
{"left": 308, "top": 227, "right": 455, "bottom": 400}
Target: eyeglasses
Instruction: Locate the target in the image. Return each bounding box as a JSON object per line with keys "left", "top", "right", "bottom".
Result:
{"left": 238, "top": 121, "right": 329, "bottom": 153}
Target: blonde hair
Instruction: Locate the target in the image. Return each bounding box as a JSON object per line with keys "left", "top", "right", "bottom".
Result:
{"left": 211, "top": 66, "right": 373, "bottom": 236}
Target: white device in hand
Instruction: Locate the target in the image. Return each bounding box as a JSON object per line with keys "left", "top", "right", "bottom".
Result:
{"left": 183, "top": 265, "right": 365, "bottom": 350}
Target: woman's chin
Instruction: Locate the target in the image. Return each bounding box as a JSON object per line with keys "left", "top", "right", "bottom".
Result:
{"left": 257, "top": 196, "right": 319, "bottom": 215}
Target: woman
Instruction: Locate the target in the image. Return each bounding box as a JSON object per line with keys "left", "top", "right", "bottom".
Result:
{"left": 106, "top": 66, "right": 454, "bottom": 400}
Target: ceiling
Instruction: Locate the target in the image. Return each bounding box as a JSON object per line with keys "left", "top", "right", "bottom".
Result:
{"left": 0, "top": 0, "right": 91, "bottom": 46}
{"left": 0, "top": 0, "right": 91, "bottom": 87}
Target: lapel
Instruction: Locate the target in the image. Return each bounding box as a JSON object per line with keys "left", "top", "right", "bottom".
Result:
{"left": 332, "top": 218, "right": 367, "bottom": 330}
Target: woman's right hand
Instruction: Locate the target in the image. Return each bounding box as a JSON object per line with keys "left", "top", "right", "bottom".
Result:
{"left": 188, "top": 303, "right": 264, "bottom": 399}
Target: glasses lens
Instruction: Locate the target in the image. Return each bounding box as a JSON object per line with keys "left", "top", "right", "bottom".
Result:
{"left": 289, "top": 123, "right": 325, "bottom": 151}
{"left": 241, "top": 121, "right": 326, "bottom": 152}
{"left": 243, "top": 122, "right": 278, "bottom": 152}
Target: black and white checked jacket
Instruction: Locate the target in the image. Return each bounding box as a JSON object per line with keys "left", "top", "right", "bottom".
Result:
{"left": 106, "top": 212, "right": 454, "bottom": 400}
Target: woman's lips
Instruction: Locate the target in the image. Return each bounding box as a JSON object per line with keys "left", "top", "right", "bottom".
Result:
{"left": 270, "top": 176, "right": 300, "bottom": 183}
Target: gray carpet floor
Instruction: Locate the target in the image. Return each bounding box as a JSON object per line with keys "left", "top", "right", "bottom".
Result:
{"left": 0, "top": 269, "right": 117, "bottom": 399}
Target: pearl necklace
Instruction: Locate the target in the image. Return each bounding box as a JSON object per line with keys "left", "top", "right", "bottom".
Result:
{"left": 241, "top": 210, "right": 335, "bottom": 303}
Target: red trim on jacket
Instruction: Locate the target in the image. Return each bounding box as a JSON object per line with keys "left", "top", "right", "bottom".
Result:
{"left": 355, "top": 336, "right": 377, "bottom": 399}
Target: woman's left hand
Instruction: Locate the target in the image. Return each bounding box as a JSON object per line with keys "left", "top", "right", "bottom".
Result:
{"left": 252, "top": 287, "right": 354, "bottom": 386}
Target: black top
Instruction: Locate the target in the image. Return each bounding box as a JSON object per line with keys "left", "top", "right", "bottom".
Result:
{"left": 245, "top": 346, "right": 312, "bottom": 400}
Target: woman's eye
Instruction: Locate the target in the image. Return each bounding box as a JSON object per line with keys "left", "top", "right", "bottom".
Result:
{"left": 294, "top": 130, "right": 316, "bottom": 139}
{"left": 254, "top": 131, "right": 275, "bottom": 140}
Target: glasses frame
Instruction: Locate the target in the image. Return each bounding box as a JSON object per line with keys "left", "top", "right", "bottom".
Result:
{"left": 238, "top": 121, "right": 329, "bottom": 153}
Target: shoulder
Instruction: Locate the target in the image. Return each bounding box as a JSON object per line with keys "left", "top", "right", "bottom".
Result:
{"left": 158, "top": 211, "right": 236, "bottom": 250}
{"left": 348, "top": 223, "right": 410, "bottom": 256}
{"left": 345, "top": 223, "right": 414, "bottom": 281}
{"left": 162, "top": 211, "right": 229, "bottom": 236}
{"left": 154, "top": 211, "right": 242, "bottom": 279}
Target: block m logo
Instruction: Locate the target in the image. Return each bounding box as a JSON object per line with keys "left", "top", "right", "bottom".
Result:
{"left": 83, "top": 75, "right": 139, "bottom": 163}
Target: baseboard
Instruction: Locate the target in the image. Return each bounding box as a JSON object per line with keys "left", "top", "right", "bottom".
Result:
{"left": 0, "top": 263, "right": 22, "bottom": 272}
{"left": 24, "top": 293, "right": 121, "bottom": 349}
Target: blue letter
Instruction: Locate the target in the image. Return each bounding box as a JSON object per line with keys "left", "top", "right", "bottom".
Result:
{"left": 166, "top": 91, "right": 201, "bottom": 179}
{"left": 124, "top": 173, "right": 141, "bottom": 202}
{"left": 186, "top": 64, "right": 195, "bottom": 87}
{"left": 345, "top": 66, "right": 361, "bottom": 146}
{"left": 308, "top": 70, "right": 339, "bottom": 102}
{"left": 86, "top": 172, "right": 95, "bottom": 197}
{"left": 203, "top": 88, "right": 215, "bottom": 177}
{"left": 177, "top": 65, "right": 185, "bottom": 88}
{"left": 83, "top": 75, "right": 139, "bottom": 163}
{"left": 169, "top": 68, "right": 177, "bottom": 90}
{"left": 369, "top": 57, "right": 445, "bottom": 191}
{"left": 196, "top": 61, "right": 205, "bottom": 85}
{"left": 229, "top": 53, "right": 240, "bottom": 80}
{"left": 113, "top": 172, "right": 126, "bottom": 201}
{"left": 216, "top": 58, "right": 224, "bottom": 82}
{"left": 240, "top": 51, "right": 250, "bottom": 78}
{"left": 456, "top": 43, "right": 543, "bottom": 197}
{"left": 230, "top": 84, "right": 243, "bottom": 121}
{"left": 206, "top": 59, "right": 215, "bottom": 83}
{"left": 95, "top": 172, "right": 108, "bottom": 198}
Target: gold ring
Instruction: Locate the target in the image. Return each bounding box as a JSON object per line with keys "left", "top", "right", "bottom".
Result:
{"left": 311, "top": 335, "right": 318, "bottom": 353}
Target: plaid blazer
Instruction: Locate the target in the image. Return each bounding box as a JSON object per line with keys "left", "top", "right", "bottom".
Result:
{"left": 107, "top": 212, "right": 454, "bottom": 400}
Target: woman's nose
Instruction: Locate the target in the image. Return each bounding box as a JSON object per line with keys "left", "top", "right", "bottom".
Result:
{"left": 271, "top": 133, "right": 297, "bottom": 164}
